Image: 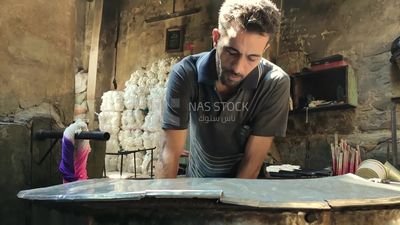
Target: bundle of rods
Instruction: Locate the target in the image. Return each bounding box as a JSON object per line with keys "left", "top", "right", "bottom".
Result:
{"left": 330, "top": 134, "right": 362, "bottom": 175}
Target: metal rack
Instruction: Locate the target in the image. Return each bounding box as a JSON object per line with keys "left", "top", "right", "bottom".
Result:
{"left": 105, "top": 147, "right": 156, "bottom": 179}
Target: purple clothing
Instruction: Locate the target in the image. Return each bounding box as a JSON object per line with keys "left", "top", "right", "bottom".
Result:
{"left": 59, "top": 137, "right": 90, "bottom": 183}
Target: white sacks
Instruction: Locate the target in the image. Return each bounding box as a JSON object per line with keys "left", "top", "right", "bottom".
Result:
{"left": 100, "top": 91, "right": 124, "bottom": 112}
{"left": 142, "top": 86, "right": 165, "bottom": 132}
{"left": 101, "top": 57, "right": 178, "bottom": 176}
{"left": 147, "top": 86, "right": 166, "bottom": 112}
{"left": 106, "top": 134, "right": 120, "bottom": 154}
{"left": 99, "top": 91, "right": 124, "bottom": 171}
{"left": 124, "top": 85, "right": 147, "bottom": 110}
{"left": 118, "top": 129, "right": 144, "bottom": 151}
{"left": 142, "top": 112, "right": 162, "bottom": 132}
{"left": 124, "top": 85, "right": 139, "bottom": 110}
{"left": 98, "top": 111, "right": 121, "bottom": 135}
{"left": 121, "top": 109, "right": 144, "bottom": 130}
{"left": 105, "top": 155, "right": 118, "bottom": 172}
{"left": 75, "top": 70, "right": 88, "bottom": 94}
{"left": 74, "top": 70, "right": 88, "bottom": 121}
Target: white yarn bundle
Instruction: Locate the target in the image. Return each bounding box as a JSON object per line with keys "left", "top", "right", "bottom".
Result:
{"left": 123, "top": 85, "right": 139, "bottom": 110}
{"left": 106, "top": 134, "right": 120, "bottom": 154}
{"left": 101, "top": 57, "right": 179, "bottom": 177}
{"left": 151, "top": 131, "right": 163, "bottom": 150}
{"left": 142, "top": 112, "right": 162, "bottom": 132}
{"left": 124, "top": 85, "right": 147, "bottom": 110}
{"left": 147, "top": 86, "right": 166, "bottom": 112}
{"left": 117, "top": 155, "right": 129, "bottom": 172}
{"left": 101, "top": 111, "right": 120, "bottom": 171}
{"left": 75, "top": 70, "right": 88, "bottom": 93}
{"left": 105, "top": 155, "right": 118, "bottom": 172}
{"left": 142, "top": 131, "right": 153, "bottom": 149}
{"left": 118, "top": 129, "right": 144, "bottom": 151}
{"left": 98, "top": 111, "right": 121, "bottom": 135}
{"left": 100, "top": 91, "right": 124, "bottom": 112}
{"left": 141, "top": 152, "right": 153, "bottom": 176}
{"left": 99, "top": 91, "right": 125, "bottom": 172}
{"left": 125, "top": 154, "right": 144, "bottom": 174}
{"left": 121, "top": 109, "right": 144, "bottom": 130}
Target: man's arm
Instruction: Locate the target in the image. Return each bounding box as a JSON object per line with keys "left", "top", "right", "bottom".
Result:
{"left": 236, "top": 135, "right": 273, "bottom": 179}
{"left": 236, "top": 69, "right": 290, "bottom": 179}
{"left": 155, "top": 129, "right": 188, "bottom": 178}
{"left": 158, "top": 58, "right": 194, "bottom": 178}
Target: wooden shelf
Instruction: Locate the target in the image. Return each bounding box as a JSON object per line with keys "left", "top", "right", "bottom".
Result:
{"left": 290, "top": 62, "right": 357, "bottom": 114}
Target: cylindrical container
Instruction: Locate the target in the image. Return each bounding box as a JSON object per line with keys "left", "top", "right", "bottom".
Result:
{"left": 384, "top": 161, "right": 400, "bottom": 182}
{"left": 356, "top": 159, "right": 387, "bottom": 179}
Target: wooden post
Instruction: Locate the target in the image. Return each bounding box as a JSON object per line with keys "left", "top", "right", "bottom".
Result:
{"left": 87, "top": 0, "right": 104, "bottom": 130}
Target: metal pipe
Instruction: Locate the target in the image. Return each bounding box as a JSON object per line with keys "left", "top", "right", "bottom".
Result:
{"left": 391, "top": 102, "right": 398, "bottom": 166}
{"left": 120, "top": 155, "right": 124, "bottom": 178}
{"left": 134, "top": 152, "right": 137, "bottom": 179}
{"left": 37, "top": 139, "right": 59, "bottom": 165}
{"left": 35, "top": 130, "right": 110, "bottom": 141}
{"left": 151, "top": 149, "right": 154, "bottom": 178}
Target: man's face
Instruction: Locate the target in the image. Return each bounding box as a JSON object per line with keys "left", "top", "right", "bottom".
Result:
{"left": 213, "top": 26, "right": 270, "bottom": 88}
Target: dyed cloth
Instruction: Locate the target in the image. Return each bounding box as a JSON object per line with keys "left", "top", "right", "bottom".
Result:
{"left": 59, "top": 121, "right": 91, "bottom": 183}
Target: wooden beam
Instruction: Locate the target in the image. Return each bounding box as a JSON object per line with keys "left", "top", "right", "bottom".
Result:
{"left": 144, "top": 7, "right": 201, "bottom": 23}
{"left": 87, "top": 0, "right": 103, "bottom": 130}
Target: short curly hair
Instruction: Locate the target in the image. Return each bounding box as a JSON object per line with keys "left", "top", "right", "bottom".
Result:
{"left": 218, "top": 0, "right": 281, "bottom": 37}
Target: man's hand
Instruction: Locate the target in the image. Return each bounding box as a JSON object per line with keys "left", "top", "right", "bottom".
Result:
{"left": 155, "top": 129, "right": 188, "bottom": 178}
{"left": 236, "top": 135, "right": 273, "bottom": 179}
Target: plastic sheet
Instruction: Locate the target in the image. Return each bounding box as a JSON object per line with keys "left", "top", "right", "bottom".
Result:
{"left": 17, "top": 174, "right": 400, "bottom": 209}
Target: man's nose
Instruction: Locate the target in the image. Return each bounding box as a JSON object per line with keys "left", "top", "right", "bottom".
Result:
{"left": 231, "top": 56, "right": 246, "bottom": 76}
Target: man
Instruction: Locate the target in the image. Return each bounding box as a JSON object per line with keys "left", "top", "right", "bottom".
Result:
{"left": 157, "top": 0, "right": 289, "bottom": 178}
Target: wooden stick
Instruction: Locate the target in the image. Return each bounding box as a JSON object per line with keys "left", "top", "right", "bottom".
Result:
{"left": 331, "top": 143, "right": 336, "bottom": 175}
{"left": 338, "top": 152, "right": 343, "bottom": 175}
{"left": 87, "top": 0, "right": 104, "bottom": 130}
{"left": 343, "top": 147, "right": 349, "bottom": 174}
{"left": 349, "top": 148, "right": 355, "bottom": 173}
{"left": 356, "top": 145, "right": 361, "bottom": 170}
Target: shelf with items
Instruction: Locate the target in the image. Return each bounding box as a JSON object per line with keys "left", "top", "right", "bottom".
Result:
{"left": 290, "top": 59, "right": 357, "bottom": 114}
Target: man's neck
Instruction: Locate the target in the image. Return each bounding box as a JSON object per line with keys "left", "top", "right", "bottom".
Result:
{"left": 216, "top": 80, "right": 237, "bottom": 101}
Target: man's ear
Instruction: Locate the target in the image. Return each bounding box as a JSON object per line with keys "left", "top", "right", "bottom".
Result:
{"left": 212, "top": 28, "right": 220, "bottom": 48}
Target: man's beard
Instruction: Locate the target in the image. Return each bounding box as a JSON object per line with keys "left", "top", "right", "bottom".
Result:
{"left": 216, "top": 57, "right": 244, "bottom": 88}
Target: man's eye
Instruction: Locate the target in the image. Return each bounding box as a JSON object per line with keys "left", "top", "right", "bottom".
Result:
{"left": 225, "top": 48, "right": 237, "bottom": 55}
{"left": 248, "top": 57, "right": 258, "bottom": 62}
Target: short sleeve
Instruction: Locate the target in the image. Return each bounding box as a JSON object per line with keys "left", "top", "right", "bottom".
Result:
{"left": 250, "top": 71, "right": 290, "bottom": 137}
{"left": 162, "top": 60, "right": 194, "bottom": 130}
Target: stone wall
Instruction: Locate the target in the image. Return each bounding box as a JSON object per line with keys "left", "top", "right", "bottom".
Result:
{"left": 276, "top": 0, "right": 400, "bottom": 168}
{"left": 115, "top": 0, "right": 223, "bottom": 89}
{"left": 0, "top": 1, "right": 105, "bottom": 224}
{"left": 0, "top": 122, "right": 31, "bottom": 225}
{"left": 0, "top": 0, "right": 77, "bottom": 122}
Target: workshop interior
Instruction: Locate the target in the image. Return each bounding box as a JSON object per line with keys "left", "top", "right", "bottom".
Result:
{"left": 1, "top": 0, "right": 400, "bottom": 224}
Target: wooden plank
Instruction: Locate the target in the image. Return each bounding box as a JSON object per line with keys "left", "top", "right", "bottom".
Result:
{"left": 87, "top": 0, "right": 104, "bottom": 130}
{"left": 347, "top": 66, "right": 358, "bottom": 106}
{"left": 144, "top": 8, "right": 201, "bottom": 23}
